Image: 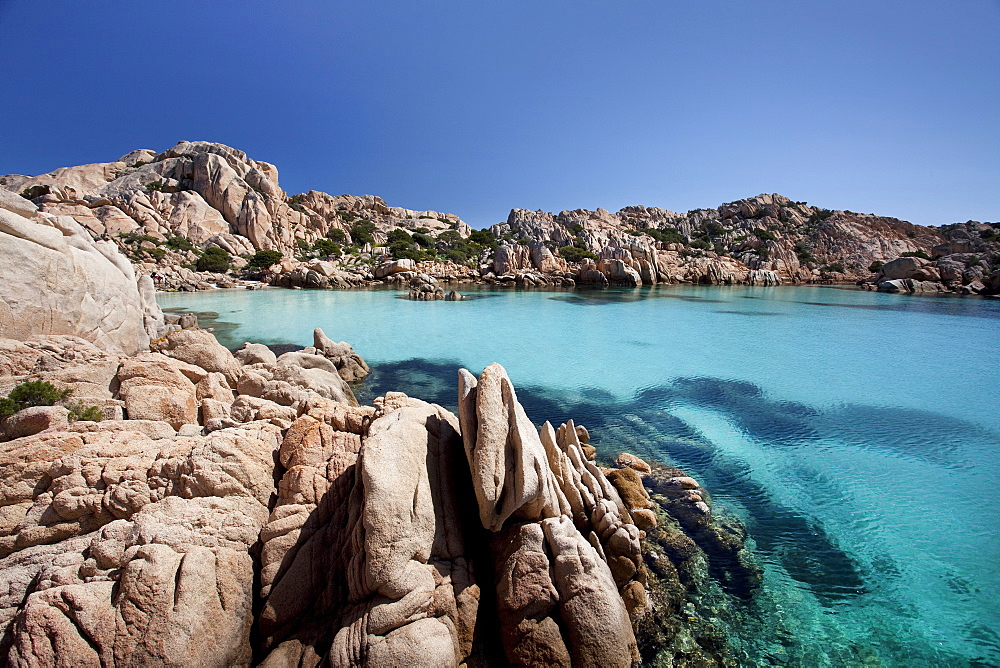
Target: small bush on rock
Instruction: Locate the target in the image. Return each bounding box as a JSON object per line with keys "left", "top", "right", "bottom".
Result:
{"left": 9, "top": 381, "right": 71, "bottom": 408}
{"left": 559, "top": 245, "right": 597, "bottom": 262}
{"left": 196, "top": 247, "right": 231, "bottom": 273}
{"left": 0, "top": 381, "right": 75, "bottom": 419}
{"left": 66, "top": 401, "right": 104, "bottom": 422}
{"left": 248, "top": 250, "right": 284, "bottom": 270}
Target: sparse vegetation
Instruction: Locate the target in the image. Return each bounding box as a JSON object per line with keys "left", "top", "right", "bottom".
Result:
{"left": 901, "top": 250, "right": 930, "bottom": 260}
{"left": 558, "top": 245, "right": 597, "bottom": 263}
{"left": 66, "top": 401, "right": 104, "bottom": 422}
{"left": 794, "top": 242, "right": 815, "bottom": 264}
{"left": 644, "top": 227, "right": 686, "bottom": 245}
{"left": 247, "top": 249, "right": 283, "bottom": 270}
{"left": 145, "top": 180, "right": 164, "bottom": 192}
{"left": 468, "top": 229, "right": 498, "bottom": 250}
{"left": 311, "top": 238, "right": 341, "bottom": 257}
{"left": 196, "top": 246, "right": 231, "bottom": 272}
{"left": 806, "top": 208, "right": 834, "bottom": 226}
{"left": 753, "top": 228, "right": 777, "bottom": 242}
{"left": 869, "top": 260, "right": 884, "bottom": 273}
{"left": 822, "top": 263, "right": 846, "bottom": 273}
{"left": 349, "top": 220, "right": 377, "bottom": 246}
{"left": 0, "top": 381, "right": 73, "bottom": 420}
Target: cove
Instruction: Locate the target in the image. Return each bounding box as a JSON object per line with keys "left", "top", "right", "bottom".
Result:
{"left": 159, "top": 284, "right": 1000, "bottom": 666}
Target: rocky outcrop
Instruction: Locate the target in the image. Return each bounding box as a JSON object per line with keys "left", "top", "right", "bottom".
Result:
{"left": 0, "top": 324, "right": 764, "bottom": 666}
{"left": 458, "top": 363, "right": 643, "bottom": 665}
{"left": 2, "top": 141, "right": 474, "bottom": 266}
{"left": 0, "top": 202, "right": 164, "bottom": 354}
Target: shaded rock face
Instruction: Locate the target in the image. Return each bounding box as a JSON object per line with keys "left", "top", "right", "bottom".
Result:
{"left": 0, "top": 205, "right": 158, "bottom": 354}
{"left": 458, "top": 363, "right": 643, "bottom": 666}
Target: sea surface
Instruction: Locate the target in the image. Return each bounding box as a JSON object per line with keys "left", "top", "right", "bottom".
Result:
{"left": 159, "top": 284, "right": 1000, "bottom": 667}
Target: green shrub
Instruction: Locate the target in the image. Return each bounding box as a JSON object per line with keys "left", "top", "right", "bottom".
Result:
{"left": 468, "top": 229, "right": 497, "bottom": 249}
{"left": 0, "top": 397, "right": 20, "bottom": 419}
{"left": 147, "top": 248, "right": 166, "bottom": 261}
{"left": 66, "top": 402, "right": 104, "bottom": 422}
{"left": 558, "top": 245, "right": 597, "bottom": 263}
{"left": 901, "top": 250, "right": 930, "bottom": 260}
{"left": 145, "top": 180, "right": 164, "bottom": 192}
{"left": 822, "top": 263, "right": 846, "bottom": 273}
{"left": 196, "top": 247, "right": 231, "bottom": 272}
{"left": 350, "top": 220, "right": 377, "bottom": 246}
{"left": 412, "top": 233, "right": 434, "bottom": 248}
{"left": 795, "top": 242, "right": 815, "bottom": 263}
{"left": 806, "top": 208, "right": 834, "bottom": 226}
{"left": 437, "top": 230, "right": 462, "bottom": 244}
{"left": 165, "top": 235, "right": 196, "bottom": 252}
{"left": 703, "top": 221, "right": 726, "bottom": 236}
{"left": 312, "top": 239, "right": 341, "bottom": 257}
{"left": 869, "top": 260, "right": 884, "bottom": 273}
{"left": 386, "top": 229, "right": 413, "bottom": 244}
{"left": 247, "top": 249, "right": 283, "bottom": 270}
{"left": 754, "top": 228, "right": 777, "bottom": 242}
{"left": 133, "top": 160, "right": 149, "bottom": 168}
{"left": 646, "top": 227, "right": 686, "bottom": 245}
{"left": 9, "top": 380, "right": 71, "bottom": 408}
{"left": 328, "top": 229, "right": 347, "bottom": 244}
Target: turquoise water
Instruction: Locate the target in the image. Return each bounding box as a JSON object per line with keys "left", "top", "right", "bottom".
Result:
{"left": 159, "top": 285, "right": 1000, "bottom": 666}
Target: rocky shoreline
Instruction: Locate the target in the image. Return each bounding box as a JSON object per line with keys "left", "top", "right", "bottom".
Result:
{"left": 0, "top": 322, "right": 760, "bottom": 666}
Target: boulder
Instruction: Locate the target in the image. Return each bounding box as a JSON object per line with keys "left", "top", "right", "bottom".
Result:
{"left": 234, "top": 342, "right": 277, "bottom": 366}
{"left": 151, "top": 328, "right": 241, "bottom": 384}
{"left": 116, "top": 357, "right": 199, "bottom": 428}
{"left": 0, "top": 209, "right": 152, "bottom": 353}
{"left": 1, "top": 405, "right": 69, "bottom": 440}
{"left": 312, "top": 328, "right": 369, "bottom": 382}
{"left": 881, "top": 256, "right": 930, "bottom": 280}
{"left": 0, "top": 420, "right": 282, "bottom": 666}
{"left": 374, "top": 259, "right": 415, "bottom": 278}
{"left": 236, "top": 362, "right": 357, "bottom": 408}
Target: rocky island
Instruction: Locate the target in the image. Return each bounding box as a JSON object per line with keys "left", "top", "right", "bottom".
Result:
{"left": 3, "top": 141, "right": 997, "bottom": 297}
{"left": 0, "top": 165, "right": 761, "bottom": 665}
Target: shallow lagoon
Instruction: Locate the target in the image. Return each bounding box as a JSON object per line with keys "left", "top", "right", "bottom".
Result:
{"left": 160, "top": 285, "right": 1000, "bottom": 666}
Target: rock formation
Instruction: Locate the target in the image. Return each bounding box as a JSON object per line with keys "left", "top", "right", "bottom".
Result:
{"left": 0, "top": 321, "right": 760, "bottom": 666}
{"left": 7, "top": 143, "right": 996, "bottom": 295}
{"left": 0, "top": 193, "right": 167, "bottom": 354}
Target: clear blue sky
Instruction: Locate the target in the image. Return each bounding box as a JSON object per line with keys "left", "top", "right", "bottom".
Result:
{"left": 1, "top": 0, "right": 997, "bottom": 227}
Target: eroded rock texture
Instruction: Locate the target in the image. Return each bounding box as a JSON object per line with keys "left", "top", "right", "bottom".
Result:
{"left": 0, "top": 337, "right": 758, "bottom": 666}
{"left": 458, "top": 363, "right": 643, "bottom": 667}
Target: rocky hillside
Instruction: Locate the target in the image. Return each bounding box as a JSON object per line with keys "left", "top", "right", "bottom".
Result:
{"left": 4, "top": 142, "right": 997, "bottom": 294}
{"left": 0, "top": 141, "right": 472, "bottom": 266}
{"left": 492, "top": 196, "right": 999, "bottom": 293}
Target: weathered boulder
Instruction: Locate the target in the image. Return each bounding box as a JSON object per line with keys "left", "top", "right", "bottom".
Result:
{"left": 374, "top": 258, "right": 416, "bottom": 278}
{"left": 0, "top": 420, "right": 282, "bottom": 666}
{"left": 116, "top": 357, "right": 199, "bottom": 428}
{"left": 458, "top": 364, "right": 642, "bottom": 665}
{"left": 881, "top": 256, "right": 930, "bottom": 280}
{"left": 233, "top": 342, "right": 277, "bottom": 366}
{"left": 236, "top": 361, "right": 358, "bottom": 408}
{"left": 151, "top": 328, "right": 241, "bottom": 384}
{"left": 1, "top": 406, "right": 70, "bottom": 441}
{"left": 312, "top": 327, "right": 369, "bottom": 382}
{"left": 0, "top": 209, "right": 153, "bottom": 354}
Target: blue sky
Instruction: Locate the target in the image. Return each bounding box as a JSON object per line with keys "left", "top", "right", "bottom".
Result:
{"left": 1, "top": 0, "right": 996, "bottom": 227}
